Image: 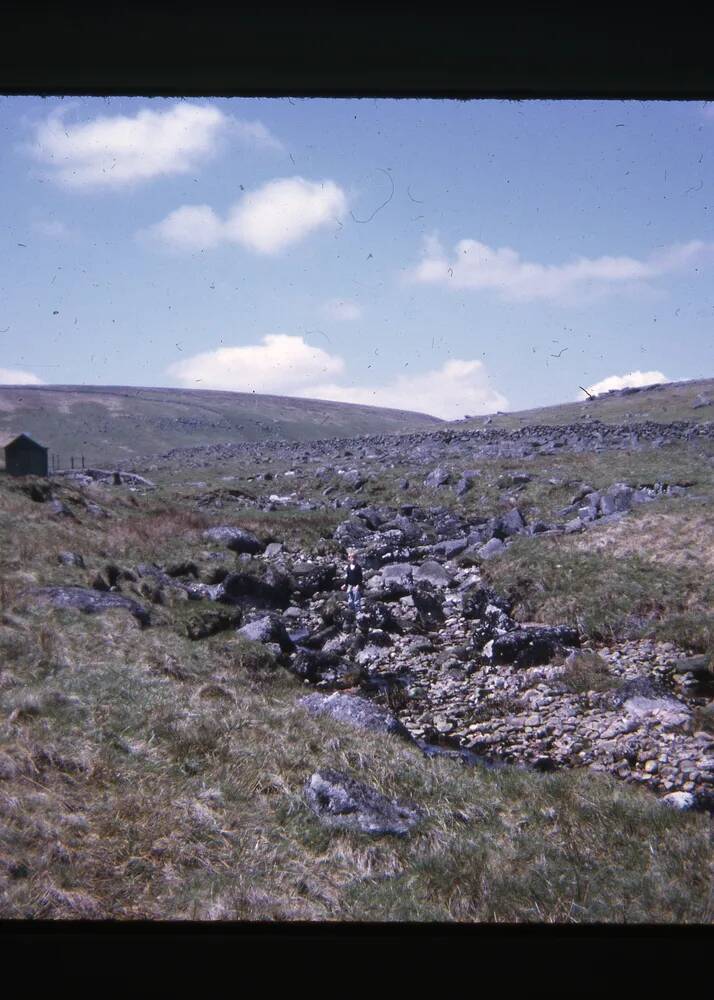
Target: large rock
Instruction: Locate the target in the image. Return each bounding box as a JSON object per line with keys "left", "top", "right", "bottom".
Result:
{"left": 599, "top": 484, "right": 634, "bottom": 516}
{"left": 381, "top": 562, "right": 414, "bottom": 592}
{"left": 461, "top": 584, "right": 512, "bottom": 620}
{"left": 291, "top": 562, "right": 336, "bottom": 599}
{"left": 30, "top": 586, "right": 150, "bottom": 627}
{"left": 424, "top": 467, "right": 451, "bottom": 488}
{"left": 300, "top": 692, "right": 417, "bottom": 744}
{"left": 478, "top": 537, "right": 506, "bottom": 559}
{"left": 412, "top": 560, "right": 454, "bottom": 588}
{"left": 289, "top": 649, "right": 363, "bottom": 688}
{"left": 304, "top": 769, "right": 423, "bottom": 836}
{"left": 237, "top": 614, "right": 293, "bottom": 652}
{"left": 498, "top": 508, "right": 526, "bottom": 537}
{"left": 342, "top": 469, "right": 366, "bottom": 490}
{"left": 623, "top": 695, "right": 690, "bottom": 731}
{"left": 202, "top": 526, "right": 264, "bottom": 554}
{"left": 220, "top": 570, "right": 290, "bottom": 609}
{"left": 489, "top": 625, "right": 580, "bottom": 667}
{"left": 411, "top": 587, "right": 445, "bottom": 629}
{"left": 334, "top": 519, "right": 372, "bottom": 549}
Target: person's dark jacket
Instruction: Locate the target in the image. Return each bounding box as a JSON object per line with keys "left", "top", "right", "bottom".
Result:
{"left": 345, "top": 562, "right": 363, "bottom": 586}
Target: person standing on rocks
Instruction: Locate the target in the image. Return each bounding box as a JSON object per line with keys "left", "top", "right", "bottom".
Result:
{"left": 342, "top": 548, "right": 364, "bottom": 617}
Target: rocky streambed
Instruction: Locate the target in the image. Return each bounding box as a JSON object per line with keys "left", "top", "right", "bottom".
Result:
{"left": 33, "top": 488, "right": 714, "bottom": 812}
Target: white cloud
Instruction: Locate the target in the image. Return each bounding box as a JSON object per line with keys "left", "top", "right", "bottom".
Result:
{"left": 145, "top": 177, "right": 347, "bottom": 254}
{"left": 311, "top": 360, "right": 508, "bottom": 419}
{"left": 407, "top": 235, "right": 711, "bottom": 303}
{"left": 586, "top": 370, "right": 669, "bottom": 396}
{"left": 0, "top": 367, "right": 44, "bottom": 385}
{"left": 231, "top": 120, "right": 284, "bottom": 151}
{"left": 147, "top": 204, "right": 224, "bottom": 252}
{"left": 27, "top": 103, "right": 281, "bottom": 189}
{"left": 320, "top": 298, "right": 362, "bottom": 321}
{"left": 167, "top": 334, "right": 345, "bottom": 393}
{"left": 167, "top": 335, "right": 505, "bottom": 419}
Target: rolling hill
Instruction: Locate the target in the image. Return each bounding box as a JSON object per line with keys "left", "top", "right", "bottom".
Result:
{"left": 454, "top": 377, "right": 714, "bottom": 431}
{"left": 0, "top": 384, "right": 443, "bottom": 467}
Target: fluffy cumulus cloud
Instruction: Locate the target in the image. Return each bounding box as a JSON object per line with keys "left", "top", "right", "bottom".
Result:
{"left": 586, "top": 370, "right": 669, "bottom": 396}
{"left": 320, "top": 298, "right": 362, "bottom": 321}
{"left": 0, "top": 367, "right": 44, "bottom": 385}
{"left": 27, "top": 103, "right": 281, "bottom": 189}
{"left": 145, "top": 177, "right": 347, "bottom": 254}
{"left": 407, "top": 235, "right": 711, "bottom": 303}
{"left": 167, "top": 335, "right": 506, "bottom": 418}
{"left": 167, "top": 334, "right": 346, "bottom": 393}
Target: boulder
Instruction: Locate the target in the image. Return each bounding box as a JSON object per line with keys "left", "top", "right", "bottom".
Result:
{"left": 623, "top": 695, "right": 690, "bottom": 731}
{"left": 489, "top": 625, "right": 580, "bottom": 667}
{"left": 334, "top": 519, "right": 372, "bottom": 549}
{"left": 478, "top": 537, "right": 505, "bottom": 559}
{"left": 291, "top": 563, "right": 336, "bottom": 599}
{"left": 412, "top": 560, "right": 454, "bottom": 588}
{"left": 435, "top": 538, "right": 468, "bottom": 559}
{"left": 498, "top": 508, "right": 526, "bottom": 537}
{"left": 411, "top": 587, "right": 445, "bottom": 629}
{"left": 424, "top": 467, "right": 450, "bottom": 488}
{"left": 220, "top": 570, "right": 290, "bottom": 609}
{"left": 462, "top": 584, "right": 512, "bottom": 620}
{"left": 300, "top": 692, "right": 417, "bottom": 745}
{"left": 289, "top": 650, "right": 363, "bottom": 689}
{"left": 202, "top": 526, "right": 264, "bottom": 554}
{"left": 304, "top": 769, "right": 423, "bottom": 836}
{"left": 342, "top": 470, "right": 366, "bottom": 490}
{"left": 599, "top": 484, "right": 634, "bottom": 516}
{"left": 237, "top": 614, "right": 294, "bottom": 652}
{"left": 381, "top": 562, "right": 414, "bottom": 589}
{"left": 564, "top": 518, "right": 584, "bottom": 535}
{"left": 30, "top": 586, "right": 150, "bottom": 627}
{"left": 661, "top": 792, "right": 696, "bottom": 810}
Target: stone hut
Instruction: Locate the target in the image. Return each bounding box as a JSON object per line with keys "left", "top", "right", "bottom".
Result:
{"left": 1, "top": 432, "right": 49, "bottom": 476}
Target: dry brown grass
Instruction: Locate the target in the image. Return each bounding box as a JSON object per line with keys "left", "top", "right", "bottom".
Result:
{"left": 570, "top": 505, "right": 714, "bottom": 572}
{"left": 0, "top": 466, "right": 712, "bottom": 923}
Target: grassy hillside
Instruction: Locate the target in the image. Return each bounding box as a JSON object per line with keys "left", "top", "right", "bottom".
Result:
{"left": 0, "top": 385, "right": 443, "bottom": 467}
{"left": 0, "top": 471, "right": 710, "bottom": 922}
{"left": 454, "top": 378, "right": 714, "bottom": 431}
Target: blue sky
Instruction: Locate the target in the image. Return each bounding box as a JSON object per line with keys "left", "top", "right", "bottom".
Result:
{"left": 1, "top": 96, "right": 712, "bottom": 418}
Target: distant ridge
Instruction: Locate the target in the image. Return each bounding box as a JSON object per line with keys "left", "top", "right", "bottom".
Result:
{"left": 0, "top": 384, "right": 442, "bottom": 466}
{"left": 452, "top": 377, "right": 714, "bottom": 431}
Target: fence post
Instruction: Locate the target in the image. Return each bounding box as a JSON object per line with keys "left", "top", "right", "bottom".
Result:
{"left": 71, "top": 456, "right": 74, "bottom": 470}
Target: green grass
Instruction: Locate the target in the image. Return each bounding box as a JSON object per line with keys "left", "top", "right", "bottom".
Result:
{"left": 0, "top": 602, "right": 710, "bottom": 922}
{"left": 457, "top": 376, "right": 714, "bottom": 430}
{"left": 481, "top": 534, "right": 714, "bottom": 649}
{"left": 0, "top": 454, "right": 712, "bottom": 922}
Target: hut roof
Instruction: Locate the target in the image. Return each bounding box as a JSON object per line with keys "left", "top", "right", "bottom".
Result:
{"left": 0, "top": 432, "right": 48, "bottom": 450}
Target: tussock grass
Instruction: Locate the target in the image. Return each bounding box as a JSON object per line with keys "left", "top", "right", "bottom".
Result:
{"left": 482, "top": 534, "right": 714, "bottom": 648}
{"left": 0, "top": 459, "right": 712, "bottom": 923}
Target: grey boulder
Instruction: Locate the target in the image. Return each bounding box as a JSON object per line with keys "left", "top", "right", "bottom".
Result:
{"left": 412, "top": 560, "right": 454, "bottom": 588}
{"left": 300, "top": 692, "right": 417, "bottom": 745}
{"left": 30, "top": 586, "right": 150, "bottom": 627}
{"left": 304, "top": 769, "right": 423, "bottom": 836}
{"left": 237, "top": 614, "right": 293, "bottom": 652}
{"left": 202, "top": 526, "right": 264, "bottom": 554}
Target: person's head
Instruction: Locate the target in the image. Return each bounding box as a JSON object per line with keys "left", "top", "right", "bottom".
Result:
{"left": 347, "top": 548, "right": 357, "bottom": 562}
